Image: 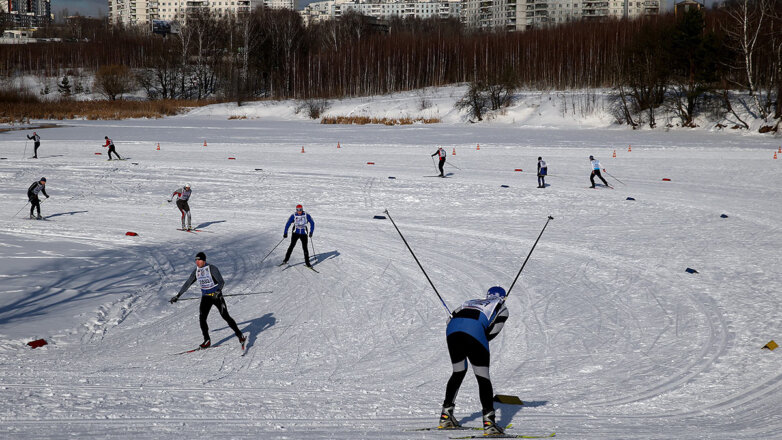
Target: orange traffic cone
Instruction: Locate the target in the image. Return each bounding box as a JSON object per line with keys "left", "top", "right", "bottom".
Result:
{"left": 775, "top": 152, "right": 778, "bottom": 159}
{"left": 337, "top": 142, "right": 341, "bottom": 149}
{"left": 156, "top": 143, "right": 160, "bottom": 150}
{"left": 628, "top": 145, "right": 632, "bottom": 152}
{"left": 203, "top": 140, "right": 207, "bottom": 147}
{"left": 476, "top": 144, "right": 480, "bottom": 150}
{"left": 301, "top": 146, "right": 306, "bottom": 153}
{"left": 778, "top": 146, "right": 781, "bottom": 153}
{"left": 452, "top": 148, "right": 456, "bottom": 155}
{"left": 612, "top": 149, "right": 616, "bottom": 158}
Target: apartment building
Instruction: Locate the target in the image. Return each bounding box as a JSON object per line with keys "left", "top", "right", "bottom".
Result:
{"left": 300, "top": 0, "right": 461, "bottom": 26}
{"left": 2, "top": 0, "right": 52, "bottom": 27}
{"left": 109, "top": 0, "right": 282, "bottom": 25}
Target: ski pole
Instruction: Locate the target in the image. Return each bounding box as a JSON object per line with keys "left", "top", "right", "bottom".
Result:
{"left": 603, "top": 169, "right": 625, "bottom": 185}
{"left": 259, "top": 237, "right": 285, "bottom": 265}
{"left": 384, "top": 209, "right": 451, "bottom": 317}
{"left": 178, "top": 291, "right": 274, "bottom": 301}
{"left": 507, "top": 215, "right": 554, "bottom": 297}
{"left": 22, "top": 141, "right": 28, "bottom": 159}
{"left": 446, "top": 161, "right": 461, "bottom": 170}
{"left": 13, "top": 201, "right": 30, "bottom": 218}
{"left": 310, "top": 236, "right": 317, "bottom": 262}
{"left": 431, "top": 155, "right": 438, "bottom": 174}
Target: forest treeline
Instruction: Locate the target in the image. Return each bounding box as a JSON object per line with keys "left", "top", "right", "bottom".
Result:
{"left": 2, "top": 0, "right": 781, "bottom": 128}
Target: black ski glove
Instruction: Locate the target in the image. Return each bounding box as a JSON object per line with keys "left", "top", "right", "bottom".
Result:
{"left": 283, "top": 234, "right": 288, "bottom": 238}
{"left": 45, "top": 195, "right": 49, "bottom": 198}
{"left": 309, "top": 232, "right": 313, "bottom": 238}
{"left": 169, "top": 295, "right": 178, "bottom": 304}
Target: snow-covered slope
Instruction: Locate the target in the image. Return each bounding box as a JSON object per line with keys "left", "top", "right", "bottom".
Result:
{"left": 0, "top": 104, "right": 781, "bottom": 439}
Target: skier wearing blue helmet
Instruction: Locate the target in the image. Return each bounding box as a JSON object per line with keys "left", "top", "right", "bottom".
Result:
{"left": 438, "top": 286, "right": 509, "bottom": 435}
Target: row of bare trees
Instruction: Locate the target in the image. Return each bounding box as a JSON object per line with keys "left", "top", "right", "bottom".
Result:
{"left": 2, "top": 1, "right": 782, "bottom": 127}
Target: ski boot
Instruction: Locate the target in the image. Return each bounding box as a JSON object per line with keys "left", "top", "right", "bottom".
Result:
{"left": 36, "top": 215, "right": 42, "bottom": 220}
{"left": 29, "top": 214, "right": 35, "bottom": 219}
{"left": 482, "top": 410, "right": 504, "bottom": 436}
{"left": 438, "top": 405, "right": 461, "bottom": 429}
{"left": 238, "top": 334, "right": 247, "bottom": 349}
{"left": 199, "top": 339, "right": 211, "bottom": 349}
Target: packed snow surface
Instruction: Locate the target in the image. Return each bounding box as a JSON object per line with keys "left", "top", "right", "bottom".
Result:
{"left": 0, "top": 95, "right": 781, "bottom": 439}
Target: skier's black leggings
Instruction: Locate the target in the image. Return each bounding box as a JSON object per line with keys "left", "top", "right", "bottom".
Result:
{"left": 33, "top": 142, "right": 40, "bottom": 158}
{"left": 29, "top": 196, "right": 40, "bottom": 217}
{"left": 199, "top": 293, "right": 242, "bottom": 341}
{"left": 284, "top": 233, "right": 310, "bottom": 263}
{"left": 439, "top": 158, "right": 445, "bottom": 176}
{"left": 108, "top": 146, "right": 121, "bottom": 160}
{"left": 590, "top": 170, "right": 608, "bottom": 187}
{"left": 538, "top": 174, "right": 545, "bottom": 187}
{"left": 443, "top": 331, "right": 494, "bottom": 413}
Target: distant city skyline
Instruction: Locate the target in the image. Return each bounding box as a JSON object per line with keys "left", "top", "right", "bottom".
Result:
{"left": 53, "top": 0, "right": 716, "bottom": 20}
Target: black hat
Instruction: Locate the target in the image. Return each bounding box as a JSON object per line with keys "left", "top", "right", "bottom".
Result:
{"left": 538, "top": 157, "right": 542, "bottom": 160}
{"left": 40, "top": 177, "right": 46, "bottom": 182}
{"left": 105, "top": 136, "right": 109, "bottom": 139}
{"left": 195, "top": 252, "right": 206, "bottom": 261}
{"left": 589, "top": 155, "right": 594, "bottom": 160}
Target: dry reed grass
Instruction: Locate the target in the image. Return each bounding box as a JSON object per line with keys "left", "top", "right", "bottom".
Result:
{"left": 0, "top": 95, "right": 216, "bottom": 123}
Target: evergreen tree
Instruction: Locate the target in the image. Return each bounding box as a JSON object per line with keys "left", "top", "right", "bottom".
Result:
{"left": 58, "top": 76, "right": 72, "bottom": 96}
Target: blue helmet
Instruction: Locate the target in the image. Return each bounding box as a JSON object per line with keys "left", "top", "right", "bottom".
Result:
{"left": 487, "top": 286, "right": 506, "bottom": 300}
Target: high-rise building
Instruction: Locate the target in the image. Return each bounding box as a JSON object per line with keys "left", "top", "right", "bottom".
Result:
{"left": 300, "top": 0, "right": 461, "bottom": 26}
{"left": 109, "top": 0, "right": 269, "bottom": 25}
{"left": 2, "top": 0, "right": 52, "bottom": 27}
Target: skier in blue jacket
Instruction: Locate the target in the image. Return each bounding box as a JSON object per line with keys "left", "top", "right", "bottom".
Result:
{"left": 282, "top": 204, "right": 315, "bottom": 267}
{"left": 439, "top": 286, "right": 509, "bottom": 435}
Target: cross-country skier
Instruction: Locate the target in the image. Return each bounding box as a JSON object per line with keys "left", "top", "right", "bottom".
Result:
{"left": 589, "top": 155, "right": 609, "bottom": 188}
{"left": 431, "top": 146, "right": 447, "bottom": 177}
{"left": 282, "top": 204, "right": 315, "bottom": 268}
{"left": 537, "top": 156, "right": 547, "bottom": 188}
{"left": 439, "top": 286, "right": 509, "bottom": 435}
{"left": 168, "top": 183, "right": 192, "bottom": 231}
{"left": 169, "top": 252, "right": 246, "bottom": 349}
{"left": 27, "top": 177, "right": 49, "bottom": 220}
{"left": 27, "top": 132, "right": 41, "bottom": 159}
{"left": 103, "top": 136, "right": 121, "bottom": 160}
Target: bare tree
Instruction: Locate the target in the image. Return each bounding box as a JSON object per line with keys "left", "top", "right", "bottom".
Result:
{"left": 94, "top": 65, "right": 136, "bottom": 100}
{"left": 723, "top": 0, "right": 769, "bottom": 119}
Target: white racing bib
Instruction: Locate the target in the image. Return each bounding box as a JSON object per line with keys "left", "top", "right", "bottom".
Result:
{"left": 196, "top": 266, "right": 217, "bottom": 291}
{"left": 293, "top": 213, "right": 308, "bottom": 230}
{"left": 460, "top": 298, "right": 503, "bottom": 322}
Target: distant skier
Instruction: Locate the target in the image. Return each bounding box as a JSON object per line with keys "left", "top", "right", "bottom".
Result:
{"left": 537, "top": 156, "right": 547, "bottom": 188}
{"left": 103, "top": 136, "right": 121, "bottom": 160}
{"left": 169, "top": 252, "right": 246, "bottom": 349}
{"left": 431, "top": 146, "right": 446, "bottom": 177}
{"left": 27, "top": 177, "right": 49, "bottom": 220}
{"left": 439, "top": 286, "right": 509, "bottom": 435}
{"left": 27, "top": 132, "right": 41, "bottom": 159}
{"left": 589, "top": 155, "right": 609, "bottom": 188}
{"left": 282, "top": 204, "right": 315, "bottom": 268}
{"left": 168, "top": 183, "right": 192, "bottom": 231}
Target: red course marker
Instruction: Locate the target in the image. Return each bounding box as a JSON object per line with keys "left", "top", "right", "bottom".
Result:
{"left": 367, "top": 162, "right": 375, "bottom": 165}
{"left": 125, "top": 232, "right": 139, "bottom": 236}
{"left": 514, "top": 169, "right": 523, "bottom": 172}
{"left": 662, "top": 178, "right": 671, "bottom": 181}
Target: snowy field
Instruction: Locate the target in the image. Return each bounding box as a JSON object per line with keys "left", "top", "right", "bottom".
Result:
{"left": 0, "top": 94, "right": 781, "bottom": 439}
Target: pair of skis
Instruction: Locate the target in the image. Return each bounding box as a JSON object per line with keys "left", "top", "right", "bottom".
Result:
{"left": 278, "top": 261, "right": 319, "bottom": 273}
{"left": 176, "top": 337, "right": 247, "bottom": 355}
{"left": 411, "top": 425, "right": 554, "bottom": 439}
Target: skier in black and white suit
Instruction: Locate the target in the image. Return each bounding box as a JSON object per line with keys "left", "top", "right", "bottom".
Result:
{"left": 27, "top": 132, "right": 41, "bottom": 159}
{"left": 169, "top": 252, "right": 245, "bottom": 349}
{"left": 27, "top": 177, "right": 49, "bottom": 220}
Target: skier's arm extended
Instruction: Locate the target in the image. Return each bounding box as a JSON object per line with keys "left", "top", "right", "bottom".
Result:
{"left": 174, "top": 268, "right": 197, "bottom": 299}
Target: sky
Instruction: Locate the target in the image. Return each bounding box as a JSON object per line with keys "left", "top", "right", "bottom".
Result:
{"left": 56, "top": 0, "right": 107, "bottom": 18}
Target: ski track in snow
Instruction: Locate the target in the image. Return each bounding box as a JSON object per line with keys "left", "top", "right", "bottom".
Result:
{"left": 0, "top": 111, "right": 781, "bottom": 439}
